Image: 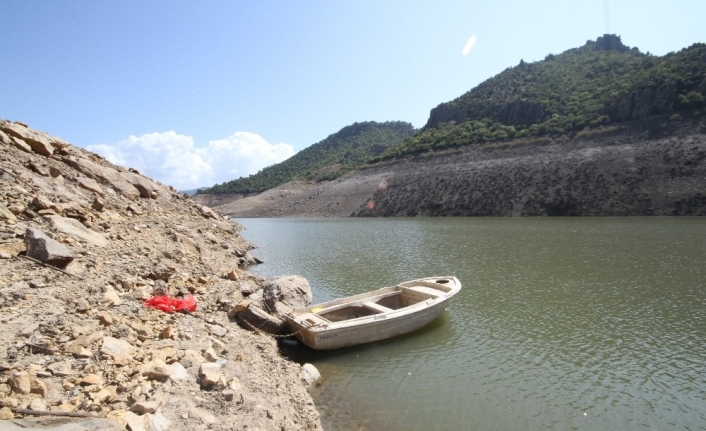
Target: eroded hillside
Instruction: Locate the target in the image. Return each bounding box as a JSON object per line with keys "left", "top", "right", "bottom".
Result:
{"left": 200, "top": 119, "right": 706, "bottom": 217}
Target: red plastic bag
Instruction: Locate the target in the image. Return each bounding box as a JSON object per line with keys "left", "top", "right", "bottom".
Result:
{"left": 144, "top": 295, "right": 197, "bottom": 313}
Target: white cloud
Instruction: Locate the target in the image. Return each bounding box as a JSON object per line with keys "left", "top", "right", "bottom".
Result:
{"left": 197, "top": 132, "right": 295, "bottom": 182}
{"left": 85, "top": 131, "right": 295, "bottom": 191}
{"left": 462, "top": 35, "right": 477, "bottom": 56}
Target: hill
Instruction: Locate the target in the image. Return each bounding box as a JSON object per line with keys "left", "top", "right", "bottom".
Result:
{"left": 198, "top": 121, "right": 414, "bottom": 195}
{"left": 374, "top": 35, "right": 706, "bottom": 160}
{"left": 201, "top": 36, "right": 706, "bottom": 218}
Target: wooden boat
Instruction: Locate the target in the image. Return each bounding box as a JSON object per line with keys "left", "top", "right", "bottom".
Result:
{"left": 284, "top": 276, "right": 461, "bottom": 349}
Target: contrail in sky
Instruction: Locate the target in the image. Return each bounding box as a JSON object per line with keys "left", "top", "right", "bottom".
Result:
{"left": 462, "top": 35, "right": 477, "bottom": 56}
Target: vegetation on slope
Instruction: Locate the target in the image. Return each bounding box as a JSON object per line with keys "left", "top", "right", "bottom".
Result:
{"left": 201, "top": 35, "right": 705, "bottom": 196}
{"left": 199, "top": 121, "right": 414, "bottom": 195}
{"left": 373, "top": 35, "right": 706, "bottom": 161}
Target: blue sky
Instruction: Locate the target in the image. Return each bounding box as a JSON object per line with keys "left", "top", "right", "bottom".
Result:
{"left": 2, "top": 1, "right": 704, "bottom": 190}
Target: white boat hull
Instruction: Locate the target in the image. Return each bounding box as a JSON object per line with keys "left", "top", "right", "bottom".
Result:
{"left": 285, "top": 276, "right": 461, "bottom": 349}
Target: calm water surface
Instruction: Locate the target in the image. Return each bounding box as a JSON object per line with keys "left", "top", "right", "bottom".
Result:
{"left": 233, "top": 217, "right": 706, "bottom": 431}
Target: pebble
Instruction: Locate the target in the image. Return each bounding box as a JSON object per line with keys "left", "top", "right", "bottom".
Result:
{"left": 9, "top": 371, "right": 31, "bottom": 395}
{"left": 203, "top": 346, "right": 219, "bottom": 362}
{"left": 130, "top": 400, "right": 161, "bottom": 414}
{"left": 222, "top": 389, "right": 234, "bottom": 401}
{"left": 139, "top": 359, "right": 172, "bottom": 380}
{"left": 47, "top": 362, "right": 74, "bottom": 377}
{"left": 210, "top": 324, "right": 227, "bottom": 337}
{"left": 198, "top": 362, "right": 222, "bottom": 388}
{"left": 75, "top": 298, "right": 90, "bottom": 312}
{"left": 29, "top": 377, "right": 48, "bottom": 397}
{"left": 29, "top": 397, "right": 46, "bottom": 411}
{"left": 168, "top": 362, "right": 188, "bottom": 381}
{"left": 96, "top": 310, "right": 113, "bottom": 325}
{"left": 103, "top": 288, "right": 121, "bottom": 306}
{"left": 0, "top": 406, "right": 14, "bottom": 419}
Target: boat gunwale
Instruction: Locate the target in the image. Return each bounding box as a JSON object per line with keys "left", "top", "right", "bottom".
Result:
{"left": 301, "top": 296, "right": 451, "bottom": 332}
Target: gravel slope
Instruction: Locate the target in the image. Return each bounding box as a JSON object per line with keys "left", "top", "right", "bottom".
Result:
{"left": 0, "top": 119, "right": 322, "bottom": 431}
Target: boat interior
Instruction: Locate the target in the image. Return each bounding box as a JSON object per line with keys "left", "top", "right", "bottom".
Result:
{"left": 300, "top": 279, "right": 454, "bottom": 324}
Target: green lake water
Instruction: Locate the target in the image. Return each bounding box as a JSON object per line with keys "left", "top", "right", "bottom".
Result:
{"left": 233, "top": 217, "right": 706, "bottom": 431}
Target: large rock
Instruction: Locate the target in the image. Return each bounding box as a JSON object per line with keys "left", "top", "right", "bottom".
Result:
{"left": 120, "top": 170, "right": 161, "bottom": 199}
{"left": 44, "top": 215, "right": 109, "bottom": 247}
{"left": 11, "top": 136, "right": 33, "bottom": 153}
{"left": 171, "top": 231, "right": 201, "bottom": 255}
{"left": 24, "top": 227, "right": 74, "bottom": 267}
{"left": 77, "top": 176, "right": 105, "bottom": 196}
{"left": 0, "top": 121, "right": 56, "bottom": 156}
{"left": 0, "top": 407, "right": 13, "bottom": 420}
{"left": 1, "top": 129, "right": 31, "bottom": 153}
{"left": 198, "top": 205, "right": 219, "bottom": 219}
{"left": 32, "top": 195, "right": 62, "bottom": 213}
{"left": 62, "top": 156, "right": 140, "bottom": 200}
{"left": 0, "top": 129, "right": 12, "bottom": 146}
{"left": 263, "top": 275, "right": 313, "bottom": 313}
{"left": 29, "top": 377, "right": 48, "bottom": 397}
{"left": 301, "top": 363, "right": 321, "bottom": 386}
{"left": 237, "top": 304, "right": 285, "bottom": 334}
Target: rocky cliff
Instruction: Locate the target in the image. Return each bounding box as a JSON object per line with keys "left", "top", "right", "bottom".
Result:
{"left": 0, "top": 120, "right": 322, "bottom": 430}
{"left": 355, "top": 121, "right": 706, "bottom": 217}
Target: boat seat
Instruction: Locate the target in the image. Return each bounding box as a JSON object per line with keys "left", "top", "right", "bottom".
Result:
{"left": 362, "top": 301, "right": 393, "bottom": 314}
{"left": 299, "top": 313, "right": 328, "bottom": 327}
{"left": 405, "top": 285, "right": 444, "bottom": 298}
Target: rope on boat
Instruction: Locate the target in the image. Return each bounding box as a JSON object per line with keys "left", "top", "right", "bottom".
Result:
{"left": 236, "top": 313, "right": 304, "bottom": 339}
{"left": 190, "top": 311, "right": 304, "bottom": 339}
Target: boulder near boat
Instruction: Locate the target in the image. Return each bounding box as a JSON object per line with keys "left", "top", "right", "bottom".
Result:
{"left": 284, "top": 276, "right": 461, "bottom": 349}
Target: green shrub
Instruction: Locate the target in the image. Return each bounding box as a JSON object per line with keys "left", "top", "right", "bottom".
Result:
{"left": 678, "top": 91, "right": 705, "bottom": 108}
{"left": 575, "top": 126, "right": 621, "bottom": 139}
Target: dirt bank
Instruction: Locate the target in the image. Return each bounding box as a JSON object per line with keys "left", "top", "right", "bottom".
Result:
{"left": 193, "top": 169, "right": 393, "bottom": 218}
{"left": 0, "top": 120, "right": 322, "bottom": 430}
{"left": 198, "top": 118, "right": 706, "bottom": 217}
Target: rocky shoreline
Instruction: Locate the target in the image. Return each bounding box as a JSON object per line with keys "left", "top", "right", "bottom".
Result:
{"left": 0, "top": 120, "right": 322, "bottom": 431}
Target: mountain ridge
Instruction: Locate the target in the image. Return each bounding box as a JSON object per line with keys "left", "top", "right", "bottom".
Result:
{"left": 374, "top": 35, "right": 705, "bottom": 160}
